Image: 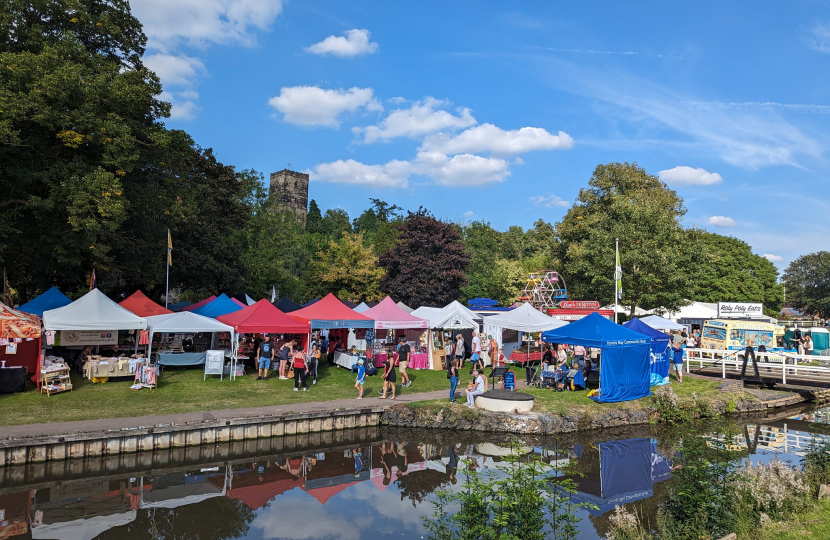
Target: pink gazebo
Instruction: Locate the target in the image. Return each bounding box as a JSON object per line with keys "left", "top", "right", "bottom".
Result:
{"left": 364, "top": 297, "right": 430, "bottom": 369}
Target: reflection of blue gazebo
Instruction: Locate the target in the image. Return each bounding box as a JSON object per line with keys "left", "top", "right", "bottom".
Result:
{"left": 566, "top": 438, "right": 672, "bottom": 516}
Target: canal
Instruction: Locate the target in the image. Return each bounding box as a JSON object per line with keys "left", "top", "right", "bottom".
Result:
{"left": 1, "top": 404, "right": 827, "bottom": 540}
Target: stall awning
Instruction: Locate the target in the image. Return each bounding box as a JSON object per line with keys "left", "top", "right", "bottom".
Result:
{"left": 274, "top": 297, "right": 301, "bottom": 313}
{"left": 0, "top": 301, "right": 41, "bottom": 340}
{"left": 43, "top": 289, "right": 146, "bottom": 331}
{"left": 119, "top": 290, "right": 172, "bottom": 317}
{"left": 181, "top": 295, "right": 217, "bottom": 312}
{"left": 189, "top": 294, "right": 244, "bottom": 319}
{"left": 146, "top": 311, "right": 234, "bottom": 335}
{"left": 362, "top": 296, "right": 428, "bottom": 329}
{"left": 484, "top": 302, "right": 566, "bottom": 333}
{"left": 290, "top": 293, "right": 374, "bottom": 329}
{"left": 217, "top": 300, "right": 310, "bottom": 334}
{"left": 17, "top": 286, "right": 72, "bottom": 318}
{"left": 410, "top": 306, "right": 478, "bottom": 329}
{"left": 636, "top": 315, "right": 685, "bottom": 331}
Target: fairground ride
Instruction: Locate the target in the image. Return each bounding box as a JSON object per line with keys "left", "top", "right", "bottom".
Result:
{"left": 518, "top": 271, "right": 568, "bottom": 311}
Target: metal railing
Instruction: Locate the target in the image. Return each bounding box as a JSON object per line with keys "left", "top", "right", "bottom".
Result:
{"left": 683, "top": 347, "right": 830, "bottom": 385}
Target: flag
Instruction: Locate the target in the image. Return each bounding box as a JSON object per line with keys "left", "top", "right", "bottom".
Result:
{"left": 271, "top": 285, "right": 276, "bottom": 303}
{"left": 2, "top": 269, "right": 12, "bottom": 305}
{"left": 89, "top": 269, "right": 97, "bottom": 291}
{"left": 615, "top": 241, "right": 623, "bottom": 301}
{"left": 167, "top": 229, "right": 173, "bottom": 267}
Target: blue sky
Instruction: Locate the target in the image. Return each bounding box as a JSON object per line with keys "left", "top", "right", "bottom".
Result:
{"left": 130, "top": 0, "right": 830, "bottom": 269}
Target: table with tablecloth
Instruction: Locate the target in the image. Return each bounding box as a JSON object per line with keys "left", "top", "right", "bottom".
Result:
{"left": 541, "top": 368, "right": 589, "bottom": 388}
{"left": 333, "top": 351, "right": 359, "bottom": 370}
{"left": 373, "top": 352, "right": 390, "bottom": 367}
{"left": 409, "top": 353, "right": 428, "bottom": 369}
{"left": 84, "top": 358, "right": 142, "bottom": 380}
{"left": 156, "top": 352, "right": 206, "bottom": 366}
{"left": 0, "top": 366, "right": 27, "bottom": 394}
{"left": 509, "top": 351, "right": 542, "bottom": 363}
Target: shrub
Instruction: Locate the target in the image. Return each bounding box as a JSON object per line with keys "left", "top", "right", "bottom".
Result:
{"left": 733, "top": 457, "right": 809, "bottom": 520}
{"left": 802, "top": 434, "right": 830, "bottom": 497}
{"left": 651, "top": 386, "right": 690, "bottom": 424}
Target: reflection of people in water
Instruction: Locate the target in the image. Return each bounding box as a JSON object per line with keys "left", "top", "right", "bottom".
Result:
{"left": 380, "top": 442, "right": 396, "bottom": 486}
{"left": 396, "top": 441, "right": 409, "bottom": 480}
{"left": 446, "top": 444, "right": 459, "bottom": 485}
{"left": 354, "top": 447, "right": 364, "bottom": 477}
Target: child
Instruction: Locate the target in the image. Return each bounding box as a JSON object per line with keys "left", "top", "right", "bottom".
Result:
{"left": 497, "top": 347, "right": 506, "bottom": 367}
{"left": 355, "top": 358, "right": 366, "bottom": 399}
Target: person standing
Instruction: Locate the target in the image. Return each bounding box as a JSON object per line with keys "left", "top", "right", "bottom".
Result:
{"left": 471, "top": 332, "right": 483, "bottom": 371}
{"left": 671, "top": 331, "right": 684, "bottom": 383}
{"left": 398, "top": 337, "right": 412, "bottom": 388}
{"left": 465, "top": 369, "right": 485, "bottom": 408}
{"left": 487, "top": 335, "right": 498, "bottom": 367}
{"left": 278, "top": 339, "right": 293, "bottom": 380}
{"left": 557, "top": 344, "right": 568, "bottom": 365}
{"left": 320, "top": 334, "right": 330, "bottom": 365}
{"left": 379, "top": 350, "right": 397, "bottom": 400}
{"left": 454, "top": 334, "right": 465, "bottom": 368}
{"left": 292, "top": 345, "right": 309, "bottom": 391}
{"left": 308, "top": 341, "right": 320, "bottom": 385}
{"left": 354, "top": 358, "right": 366, "bottom": 399}
{"left": 573, "top": 343, "right": 586, "bottom": 369}
{"left": 256, "top": 335, "right": 275, "bottom": 381}
{"left": 448, "top": 357, "right": 459, "bottom": 403}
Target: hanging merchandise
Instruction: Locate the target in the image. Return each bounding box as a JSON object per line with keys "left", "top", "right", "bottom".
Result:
{"left": 130, "top": 363, "right": 158, "bottom": 390}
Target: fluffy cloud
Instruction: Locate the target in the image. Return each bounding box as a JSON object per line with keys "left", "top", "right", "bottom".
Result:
{"left": 310, "top": 159, "right": 411, "bottom": 188}
{"left": 805, "top": 23, "right": 830, "bottom": 53}
{"left": 708, "top": 216, "right": 736, "bottom": 227}
{"left": 144, "top": 53, "right": 205, "bottom": 86}
{"left": 355, "top": 98, "right": 476, "bottom": 143}
{"left": 160, "top": 91, "right": 201, "bottom": 120}
{"left": 414, "top": 151, "right": 510, "bottom": 186}
{"left": 529, "top": 194, "right": 569, "bottom": 208}
{"left": 658, "top": 166, "right": 723, "bottom": 186}
{"left": 763, "top": 253, "right": 783, "bottom": 262}
{"left": 422, "top": 124, "right": 573, "bottom": 156}
{"left": 306, "top": 29, "right": 379, "bottom": 57}
{"left": 268, "top": 86, "right": 382, "bottom": 127}
{"left": 130, "top": 0, "right": 283, "bottom": 51}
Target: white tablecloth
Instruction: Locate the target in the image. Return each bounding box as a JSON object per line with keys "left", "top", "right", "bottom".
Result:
{"left": 334, "top": 351, "right": 358, "bottom": 369}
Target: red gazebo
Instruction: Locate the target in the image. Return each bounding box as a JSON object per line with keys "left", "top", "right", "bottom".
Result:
{"left": 119, "top": 290, "right": 172, "bottom": 317}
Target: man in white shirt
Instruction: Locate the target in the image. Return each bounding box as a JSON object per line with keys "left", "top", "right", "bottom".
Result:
{"left": 471, "top": 333, "right": 483, "bottom": 371}
{"left": 465, "top": 369, "right": 486, "bottom": 408}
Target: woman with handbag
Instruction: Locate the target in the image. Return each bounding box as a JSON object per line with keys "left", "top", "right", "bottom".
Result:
{"left": 292, "top": 345, "right": 309, "bottom": 392}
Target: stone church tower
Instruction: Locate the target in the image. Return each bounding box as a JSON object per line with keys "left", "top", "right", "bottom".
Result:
{"left": 269, "top": 169, "right": 309, "bottom": 221}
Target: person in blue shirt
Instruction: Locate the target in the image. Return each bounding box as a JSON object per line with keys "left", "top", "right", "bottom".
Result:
{"left": 354, "top": 358, "right": 366, "bottom": 399}
{"left": 256, "top": 335, "right": 274, "bottom": 381}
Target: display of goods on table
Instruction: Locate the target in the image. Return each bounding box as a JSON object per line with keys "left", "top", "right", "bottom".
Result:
{"left": 40, "top": 356, "right": 71, "bottom": 396}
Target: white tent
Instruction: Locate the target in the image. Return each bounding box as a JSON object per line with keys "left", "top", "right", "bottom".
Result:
{"left": 410, "top": 306, "right": 478, "bottom": 329}
{"left": 602, "top": 304, "right": 651, "bottom": 316}
{"left": 658, "top": 301, "right": 717, "bottom": 326}
{"left": 353, "top": 302, "right": 371, "bottom": 313}
{"left": 43, "top": 289, "right": 146, "bottom": 331}
{"left": 444, "top": 300, "right": 481, "bottom": 322}
{"left": 638, "top": 314, "right": 685, "bottom": 331}
{"left": 396, "top": 301, "right": 414, "bottom": 313}
{"left": 484, "top": 303, "right": 567, "bottom": 333}
{"left": 146, "top": 311, "right": 235, "bottom": 357}
{"left": 31, "top": 511, "right": 137, "bottom": 540}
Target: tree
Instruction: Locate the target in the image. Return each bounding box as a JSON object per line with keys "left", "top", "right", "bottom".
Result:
{"left": 557, "top": 162, "right": 693, "bottom": 314}
{"left": 461, "top": 221, "right": 502, "bottom": 301}
{"left": 310, "top": 232, "right": 384, "bottom": 303}
{"left": 782, "top": 251, "right": 830, "bottom": 318}
{"left": 380, "top": 208, "right": 469, "bottom": 306}
{"left": 306, "top": 199, "right": 322, "bottom": 234}
{"left": 687, "top": 230, "right": 784, "bottom": 315}
{"left": 320, "top": 208, "right": 352, "bottom": 238}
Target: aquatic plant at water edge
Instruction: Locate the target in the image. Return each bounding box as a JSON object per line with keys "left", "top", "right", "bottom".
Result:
{"left": 802, "top": 433, "right": 830, "bottom": 497}
{"left": 733, "top": 457, "right": 809, "bottom": 520}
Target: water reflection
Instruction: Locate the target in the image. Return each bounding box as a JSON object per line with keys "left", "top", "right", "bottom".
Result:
{"left": 1, "top": 404, "right": 827, "bottom": 540}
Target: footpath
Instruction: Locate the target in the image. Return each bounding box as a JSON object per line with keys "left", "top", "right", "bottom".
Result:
{"left": 1, "top": 389, "right": 451, "bottom": 441}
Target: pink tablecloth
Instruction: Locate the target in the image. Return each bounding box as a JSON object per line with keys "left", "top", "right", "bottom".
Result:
{"left": 374, "top": 353, "right": 389, "bottom": 367}
{"left": 409, "top": 353, "right": 428, "bottom": 369}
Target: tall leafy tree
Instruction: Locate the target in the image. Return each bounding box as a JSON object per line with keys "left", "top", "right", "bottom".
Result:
{"left": 782, "top": 251, "right": 830, "bottom": 318}
{"left": 557, "top": 162, "right": 692, "bottom": 314}
{"left": 306, "top": 199, "right": 322, "bottom": 234}
{"left": 380, "top": 208, "right": 469, "bottom": 306}
{"left": 310, "top": 232, "right": 384, "bottom": 303}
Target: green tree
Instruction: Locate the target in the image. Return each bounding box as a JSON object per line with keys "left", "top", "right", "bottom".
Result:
{"left": 310, "top": 232, "right": 384, "bottom": 303}
{"left": 306, "top": 199, "right": 322, "bottom": 234}
{"left": 380, "top": 208, "right": 469, "bottom": 306}
{"left": 461, "top": 221, "right": 502, "bottom": 301}
{"left": 687, "top": 230, "right": 784, "bottom": 315}
{"left": 782, "top": 251, "right": 830, "bottom": 318}
{"left": 320, "top": 208, "right": 352, "bottom": 238}
{"left": 557, "top": 162, "right": 692, "bottom": 314}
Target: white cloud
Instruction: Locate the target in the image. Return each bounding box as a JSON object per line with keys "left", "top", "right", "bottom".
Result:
{"left": 805, "top": 23, "right": 830, "bottom": 53}
{"left": 310, "top": 159, "right": 411, "bottom": 188}
{"left": 658, "top": 166, "right": 723, "bottom": 186}
{"left": 464, "top": 211, "right": 475, "bottom": 217}
{"left": 159, "top": 91, "right": 201, "bottom": 120}
{"left": 530, "top": 193, "right": 569, "bottom": 208}
{"left": 355, "top": 97, "right": 476, "bottom": 143}
{"left": 422, "top": 124, "right": 574, "bottom": 156}
{"left": 268, "top": 86, "right": 381, "bottom": 127}
{"left": 305, "top": 29, "right": 379, "bottom": 57}
{"left": 414, "top": 151, "right": 510, "bottom": 186}
{"left": 144, "top": 53, "right": 205, "bottom": 86}
{"left": 130, "top": 0, "right": 283, "bottom": 51}
{"left": 708, "top": 215, "right": 736, "bottom": 227}
{"left": 763, "top": 253, "right": 783, "bottom": 262}
{"left": 387, "top": 96, "right": 408, "bottom": 104}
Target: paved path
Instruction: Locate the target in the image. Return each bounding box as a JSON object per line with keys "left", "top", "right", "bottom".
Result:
{"left": 2, "top": 388, "right": 454, "bottom": 441}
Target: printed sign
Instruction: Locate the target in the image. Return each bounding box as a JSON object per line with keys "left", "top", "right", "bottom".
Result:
{"left": 59, "top": 330, "right": 118, "bottom": 346}
{"left": 5, "top": 343, "right": 16, "bottom": 354}
{"left": 559, "top": 300, "right": 600, "bottom": 309}
{"left": 204, "top": 350, "right": 224, "bottom": 377}
{"left": 717, "top": 302, "right": 764, "bottom": 319}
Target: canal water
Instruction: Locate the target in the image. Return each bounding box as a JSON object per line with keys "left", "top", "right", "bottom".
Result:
{"left": 1, "top": 404, "right": 827, "bottom": 540}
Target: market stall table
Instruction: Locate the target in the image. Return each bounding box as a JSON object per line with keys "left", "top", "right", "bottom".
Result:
{"left": 156, "top": 352, "right": 207, "bottom": 366}
{"left": 409, "top": 352, "right": 428, "bottom": 369}
{"left": 508, "top": 351, "right": 542, "bottom": 363}
{"left": 0, "top": 366, "right": 26, "bottom": 394}
{"left": 333, "top": 351, "right": 360, "bottom": 370}
{"left": 84, "top": 357, "right": 144, "bottom": 380}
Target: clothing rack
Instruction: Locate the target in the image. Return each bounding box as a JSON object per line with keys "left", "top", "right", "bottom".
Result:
{"left": 130, "top": 363, "right": 158, "bottom": 390}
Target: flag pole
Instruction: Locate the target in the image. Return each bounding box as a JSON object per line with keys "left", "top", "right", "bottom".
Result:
{"left": 166, "top": 228, "right": 170, "bottom": 308}
{"left": 614, "top": 238, "right": 619, "bottom": 324}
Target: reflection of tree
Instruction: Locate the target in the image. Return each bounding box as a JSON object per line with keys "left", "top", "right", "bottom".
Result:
{"left": 396, "top": 469, "right": 452, "bottom": 506}
{"left": 97, "top": 497, "right": 256, "bottom": 540}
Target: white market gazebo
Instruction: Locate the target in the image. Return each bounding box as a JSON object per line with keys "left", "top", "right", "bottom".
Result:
{"left": 43, "top": 289, "right": 146, "bottom": 331}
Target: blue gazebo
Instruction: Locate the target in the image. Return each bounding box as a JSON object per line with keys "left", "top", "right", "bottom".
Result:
{"left": 623, "top": 317, "right": 671, "bottom": 385}
{"left": 542, "top": 312, "right": 651, "bottom": 403}
{"left": 17, "top": 286, "right": 72, "bottom": 318}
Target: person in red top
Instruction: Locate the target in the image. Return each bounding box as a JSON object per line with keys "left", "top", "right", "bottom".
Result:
{"left": 292, "top": 345, "right": 309, "bottom": 392}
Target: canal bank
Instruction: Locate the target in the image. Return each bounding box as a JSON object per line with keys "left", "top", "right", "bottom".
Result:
{"left": 1, "top": 381, "right": 827, "bottom": 466}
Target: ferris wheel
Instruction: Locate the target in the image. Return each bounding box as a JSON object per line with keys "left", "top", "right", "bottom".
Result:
{"left": 518, "top": 271, "right": 568, "bottom": 311}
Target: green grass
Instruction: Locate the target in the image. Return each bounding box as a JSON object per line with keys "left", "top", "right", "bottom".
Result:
{"left": 0, "top": 363, "right": 459, "bottom": 427}
{"left": 755, "top": 500, "right": 830, "bottom": 540}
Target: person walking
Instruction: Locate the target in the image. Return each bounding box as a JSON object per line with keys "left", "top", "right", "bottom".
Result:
{"left": 465, "top": 369, "right": 485, "bottom": 408}
{"left": 292, "top": 345, "right": 309, "bottom": 391}
{"left": 279, "top": 339, "right": 294, "bottom": 380}
{"left": 471, "top": 332, "right": 483, "bottom": 371}
{"left": 379, "top": 350, "right": 397, "bottom": 400}
{"left": 354, "top": 358, "right": 366, "bottom": 399}
{"left": 256, "top": 335, "right": 275, "bottom": 381}
{"left": 448, "top": 357, "right": 459, "bottom": 403}
{"left": 671, "top": 332, "right": 684, "bottom": 383}
{"left": 398, "top": 337, "right": 412, "bottom": 388}
{"left": 454, "top": 334, "right": 465, "bottom": 368}
{"left": 308, "top": 341, "right": 320, "bottom": 385}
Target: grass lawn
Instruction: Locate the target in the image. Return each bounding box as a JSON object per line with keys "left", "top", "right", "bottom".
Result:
{"left": 0, "top": 363, "right": 461, "bottom": 427}
{"left": 757, "top": 500, "right": 830, "bottom": 540}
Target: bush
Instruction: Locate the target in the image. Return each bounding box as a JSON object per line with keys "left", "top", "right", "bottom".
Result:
{"left": 651, "top": 386, "right": 690, "bottom": 424}
{"left": 802, "top": 434, "right": 830, "bottom": 497}
{"left": 733, "top": 457, "right": 809, "bottom": 520}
